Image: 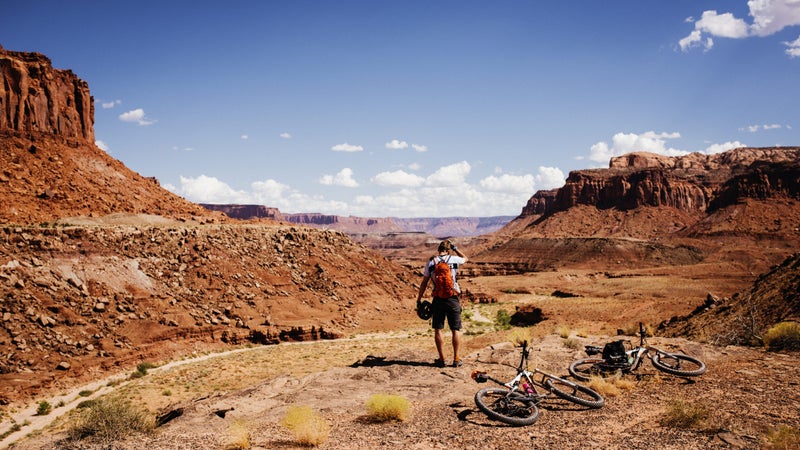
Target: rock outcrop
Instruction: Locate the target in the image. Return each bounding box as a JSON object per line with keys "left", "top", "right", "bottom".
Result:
{"left": 662, "top": 252, "right": 800, "bottom": 345}
{"left": 522, "top": 148, "right": 800, "bottom": 217}
{"left": 200, "top": 204, "right": 282, "bottom": 221}
{"left": 0, "top": 45, "right": 94, "bottom": 141}
{"left": 476, "top": 148, "right": 800, "bottom": 275}
{"left": 0, "top": 45, "right": 216, "bottom": 224}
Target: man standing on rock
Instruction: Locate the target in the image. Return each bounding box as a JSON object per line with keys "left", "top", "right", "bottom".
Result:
{"left": 416, "top": 239, "right": 468, "bottom": 368}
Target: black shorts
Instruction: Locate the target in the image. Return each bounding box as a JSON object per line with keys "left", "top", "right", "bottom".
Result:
{"left": 432, "top": 296, "right": 462, "bottom": 331}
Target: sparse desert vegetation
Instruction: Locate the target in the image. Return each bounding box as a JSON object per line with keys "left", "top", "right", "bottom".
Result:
{"left": 280, "top": 405, "right": 330, "bottom": 447}
{"left": 364, "top": 394, "right": 411, "bottom": 423}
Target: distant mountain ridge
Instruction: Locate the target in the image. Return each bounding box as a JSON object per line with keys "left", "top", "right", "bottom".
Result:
{"left": 199, "top": 204, "right": 514, "bottom": 237}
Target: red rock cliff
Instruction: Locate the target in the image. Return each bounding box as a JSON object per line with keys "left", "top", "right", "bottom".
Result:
{"left": 521, "top": 148, "right": 800, "bottom": 217}
{"left": 0, "top": 45, "right": 94, "bottom": 141}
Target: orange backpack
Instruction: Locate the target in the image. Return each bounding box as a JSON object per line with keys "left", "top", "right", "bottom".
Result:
{"left": 431, "top": 256, "right": 458, "bottom": 299}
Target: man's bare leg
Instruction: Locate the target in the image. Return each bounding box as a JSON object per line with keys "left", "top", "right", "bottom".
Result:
{"left": 434, "top": 328, "right": 446, "bottom": 361}
{"left": 452, "top": 330, "right": 461, "bottom": 362}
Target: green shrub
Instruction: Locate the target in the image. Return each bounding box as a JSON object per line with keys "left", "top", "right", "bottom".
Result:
{"left": 36, "top": 401, "right": 52, "bottom": 416}
{"left": 763, "top": 322, "right": 800, "bottom": 351}
{"left": 495, "top": 310, "right": 512, "bottom": 330}
{"left": 131, "top": 361, "right": 157, "bottom": 379}
{"left": 69, "top": 397, "right": 154, "bottom": 443}
{"left": 76, "top": 399, "right": 99, "bottom": 409}
{"left": 0, "top": 423, "right": 22, "bottom": 440}
{"left": 280, "top": 405, "right": 329, "bottom": 447}
{"left": 365, "top": 393, "right": 411, "bottom": 422}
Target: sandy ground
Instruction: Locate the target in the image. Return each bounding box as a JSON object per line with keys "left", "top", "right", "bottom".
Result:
{"left": 4, "top": 321, "right": 799, "bottom": 450}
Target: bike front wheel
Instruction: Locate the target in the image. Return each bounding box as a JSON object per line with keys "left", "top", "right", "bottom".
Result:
{"left": 474, "top": 388, "right": 540, "bottom": 426}
{"left": 651, "top": 352, "right": 706, "bottom": 377}
{"left": 544, "top": 377, "right": 605, "bottom": 409}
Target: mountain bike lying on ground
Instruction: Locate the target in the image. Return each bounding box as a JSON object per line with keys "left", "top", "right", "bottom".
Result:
{"left": 568, "top": 322, "right": 707, "bottom": 382}
{"left": 471, "top": 340, "right": 604, "bottom": 426}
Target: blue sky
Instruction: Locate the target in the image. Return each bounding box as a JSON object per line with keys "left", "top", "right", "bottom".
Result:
{"left": 3, "top": 1, "right": 799, "bottom": 217}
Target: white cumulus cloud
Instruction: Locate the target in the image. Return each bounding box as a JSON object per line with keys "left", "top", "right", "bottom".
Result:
{"left": 479, "top": 173, "right": 535, "bottom": 194}
{"left": 696, "top": 10, "right": 749, "bottom": 38}
{"left": 534, "top": 166, "right": 566, "bottom": 190}
{"left": 95, "top": 140, "right": 109, "bottom": 152}
{"left": 680, "top": 1, "right": 800, "bottom": 55}
{"left": 101, "top": 99, "right": 121, "bottom": 109}
{"left": 412, "top": 144, "right": 428, "bottom": 152}
{"left": 280, "top": 132, "right": 292, "bottom": 139}
{"left": 749, "top": 0, "right": 800, "bottom": 36}
{"left": 372, "top": 170, "right": 425, "bottom": 187}
{"left": 785, "top": 35, "right": 800, "bottom": 57}
{"left": 589, "top": 131, "right": 685, "bottom": 163}
{"left": 119, "top": 108, "right": 156, "bottom": 126}
{"left": 703, "top": 141, "right": 745, "bottom": 154}
{"left": 588, "top": 132, "right": 747, "bottom": 163}
{"left": 331, "top": 143, "right": 364, "bottom": 152}
{"left": 425, "top": 161, "right": 471, "bottom": 187}
{"left": 740, "top": 123, "right": 784, "bottom": 132}
{"left": 320, "top": 168, "right": 359, "bottom": 187}
{"left": 385, "top": 139, "right": 409, "bottom": 150}
{"left": 176, "top": 175, "right": 250, "bottom": 204}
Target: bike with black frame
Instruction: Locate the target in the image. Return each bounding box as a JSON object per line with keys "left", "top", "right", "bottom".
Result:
{"left": 568, "top": 322, "right": 707, "bottom": 382}
{"left": 471, "top": 340, "right": 604, "bottom": 426}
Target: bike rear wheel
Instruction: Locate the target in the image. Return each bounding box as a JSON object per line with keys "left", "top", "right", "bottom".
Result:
{"left": 568, "top": 358, "right": 607, "bottom": 382}
{"left": 651, "top": 352, "right": 706, "bottom": 377}
{"left": 474, "top": 388, "right": 540, "bottom": 426}
{"left": 544, "top": 377, "right": 605, "bottom": 409}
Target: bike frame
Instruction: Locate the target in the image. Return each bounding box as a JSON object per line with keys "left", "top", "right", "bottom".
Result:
{"left": 474, "top": 342, "right": 584, "bottom": 402}
{"left": 593, "top": 323, "right": 677, "bottom": 372}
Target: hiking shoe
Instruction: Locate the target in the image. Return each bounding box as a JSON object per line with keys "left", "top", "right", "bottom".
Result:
{"left": 434, "top": 358, "right": 446, "bottom": 368}
{"left": 452, "top": 359, "right": 463, "bottom": 368}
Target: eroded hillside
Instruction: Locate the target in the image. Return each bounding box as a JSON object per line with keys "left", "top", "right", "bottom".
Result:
{"left": 0, "top": 219, "right": 418, "bottom": 405}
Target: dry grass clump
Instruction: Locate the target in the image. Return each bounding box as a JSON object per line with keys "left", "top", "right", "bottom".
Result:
{"left": 224, "top": 418, "right": 251, "bottom": 450}
{"left": 508, "top": 328, "right": 531, "bottom": 346}
{"left": 365, "top": 393, "right": 411, "bottom": 422}
{"left": 69, "top": 396, "right": 154, "bottom": 443}
{"left": 280, "top": 405, "right": 330, "bottom": 447}
{"left": 763, "top": 322, "right": 800, "bottom": 352}
{"left": 660, "top": 398, "right": 710, "bottom": 429}
{"left": 765, "top": 425, "right": 800, "bottom": 450}
{"left": 586, "top": 375, "right": 636, "bottom": 398}
{"left": 555, "top": 325, "right": 571, "bottom": 339}
{"left": 622, "top": 322, "right": 654, "bottom": 337}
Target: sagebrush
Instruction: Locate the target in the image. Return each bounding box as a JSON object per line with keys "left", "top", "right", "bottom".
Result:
{"left": 69, "top": 396, "right": 154, "bottom": 443}
{"left": 280, "top": 405, "right": 330, "bottom": 447}
{"left": 764, "top": 322, "right": 800, "bottom": 351}
{"left": 365, "top": 393, "right": 411, "bottom": 422}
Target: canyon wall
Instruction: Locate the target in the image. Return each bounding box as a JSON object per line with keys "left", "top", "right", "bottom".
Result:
{"left": 0, "top": 45, "right": 94, "bottom": 141}
{"left": 521, "top": 148, "right": 800, "bottom": 218}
